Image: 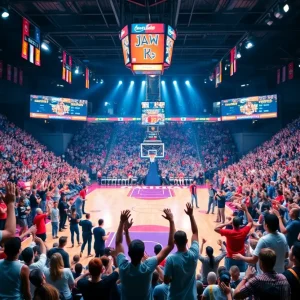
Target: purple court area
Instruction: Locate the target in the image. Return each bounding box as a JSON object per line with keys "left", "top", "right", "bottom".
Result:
{"left": 129, "top": 187, "right": 174, "bottom": 200}
{"left": 107, "top": 231, "right": 175, "bottom": 257}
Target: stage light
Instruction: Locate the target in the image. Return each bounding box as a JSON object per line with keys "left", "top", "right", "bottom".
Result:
{"left": 100, "top": 79, "right": 104, "bottom": 84}
{"left": 224, "top": 65, "right": 227, "bottom": 71}
{"left": 41, "top": 41, "right": 50, "bottom": 51}
{"left": 130, "top": 80, "right": 134, "bottom": 84}
{"left": 185, "top": 80, "right": 190, "bottom": 85}
{"left": 173, "top": 80, "right": 177, "bottom": 85}
{"left": 161, "top": 80, "right": 165, "bottom": 84}
{"left": 104, "top": 102, "right": 109, "bottom": 106}
{"left": 1, "top": 7, "right": 9, "bottom": 19}
{"left": 245, "top": 41, "right": 254, "bottom": 49}
{"left": 93, "top": 78, "right": 96, "bottom": 81}
{"left": 283, "top": 4, "right": 289, "bottom": 13}
{"left": 204, "top": 79, "right": 207, "bottom": 84}
{"left": 142, "top": 80, "right": 146, "bottom": 84}
{"left": 118, "top": 80, "right": 123, "bottom": 85}
{"left": 74, "top": 67, "right": 79, "bottom": 74}
{"left": 265, "top": 13, "right": 274, "bottom": 26}
{"left": 236, "top": 51, "right": 242, "bottom": 59}
{"left": 274, "top": 5, "right": 284, "bottom": 19}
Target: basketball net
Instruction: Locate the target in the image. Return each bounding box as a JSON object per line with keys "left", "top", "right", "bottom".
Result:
{"left": 149, "top": 154, "right": 156, "bottom": 163}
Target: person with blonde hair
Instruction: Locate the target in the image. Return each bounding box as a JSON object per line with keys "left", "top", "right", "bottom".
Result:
{"left": 44, "top": 253, "right": 74, "bottom": 300}
{"left": 33, "top": 284, "right": 60, "bottom": 300}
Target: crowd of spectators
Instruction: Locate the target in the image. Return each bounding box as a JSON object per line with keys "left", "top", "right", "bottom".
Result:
{"left": 66, "top": 123, "right": 113, "bottom": 174}
{"left": 195, "top": 123, "right": 237, "bottom": 172}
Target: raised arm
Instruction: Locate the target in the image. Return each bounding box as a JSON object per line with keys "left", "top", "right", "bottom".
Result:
{"left": 241, "top": 203, "right": 253, "bottom": 227}
{"left": 200, "top": 238, "right": 206, "bottom": 255}
{"left": 184, "top": 203, "right": 198, "bottom": 242}
{"left": 272, "top": 209, "right": 287, "bottom": 234}
{"left": 115, "top": 210, "right": 131, "bottom": 255}
{"left": 124, "top": 218, "right": 134, "bottom": 247}
{"left": 156, "top": 209, "right": 175, "bottom": 264}
{"left": 214, "top": 219, "right": 232, "bottom": 233}
{"left": 1, "top": 183, "right": 16, "bottom": 241}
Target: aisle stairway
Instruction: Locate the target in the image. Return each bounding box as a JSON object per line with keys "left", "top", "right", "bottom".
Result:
{"left": 145, "top": 161, "right": 161, "bottom": 186}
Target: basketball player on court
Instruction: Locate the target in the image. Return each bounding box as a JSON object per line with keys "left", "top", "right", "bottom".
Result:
{"left": 190, "top": 180, "right": 199, "bottom": 208}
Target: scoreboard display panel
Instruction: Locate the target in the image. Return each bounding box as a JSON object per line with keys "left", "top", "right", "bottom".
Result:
{"left": 30, "top": 95, "right": 88, "bottom": 121}
{"left": 141, "top": 102, "right": 165, "bottom": 125}
{"left": 221, "top": 94, "right": 277, "bottom": 121}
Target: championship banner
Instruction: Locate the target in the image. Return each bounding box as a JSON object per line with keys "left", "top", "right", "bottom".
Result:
{"left": 230, "top": 46, "right": 237, "bottom": 76}
{"left": 7, "top": 64, "right": 11, "bottom": 81}
{"left": 277, "top": 68, "right": 280, "bottom": 84}
{"left": 282, "top": 66, "right": 286, "bottom": 83}
{"left": 85, "top": 67, "right": 89, "bottom": 89}
{"left": 62, "top": 51, "right": 66, "bottom": 80}
{"left": 14, "top": 67, "right": 18, "bottom": 84}
{"left": 0, "top": 60, "right": 3, "bottom": 79}
{"left": 288, "top": 62, "right": 294, "bottom": 80}
{"left": 62, "top": 51, "right": 72, "bottom": 84}
{"left": 215, "top": 60, "right": 222, "bottom": 88}
{"left": 19, "top": 70, "right": 23, "bottom": 86}
{"left": 21, "top": 18, "right": 41, "bottom": 66}
{"left": 68, "top": 56, "right": 72, "bottom": 84}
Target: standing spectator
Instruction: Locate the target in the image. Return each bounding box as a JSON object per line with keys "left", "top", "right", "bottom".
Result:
{"left": 17, "top": 196, "right": 31, "bottom": 237}
{"left": 44, "top": 253, "right": 74, "bottom": 300}
{"left": 58, "top": 195, "right": 68, "bottom": 232}
{"left": 207, "top": 183, "right": 216, "bottom": 214}
{"left": 190, "top": 180, "right": 199, "bottom": 208}
{"left": 0, "top": 237, "right": 31, "bottom": 300}
{"left": 215, "top": 190, "right": 226, "bottom": 223}
{"left": 164, "top": 203, "right": 199, "bottom": 299}
{"left": 116, "top": 209, "right": 175, "bottom": 300}
{"left": 74, "top": 195, "right": 84, "bottom": 219}
{"left": 79, "top": 186, "right": 87, "bottom": 214}
{"left": 0, "top": 182, "right": 16, "bottom": 243}
{"left": 47, "top": 236, "right": 70, "bottom": 268}
{"left": 50, "top": 201, "right": 59, "bottom": 239}
{"left": 0, "top": 194, "right": 7, "bottom": 230}
{"left": 38, "top": 181, "right": 48, "bottom": 213}
{"left": 233, "top": 248, "right": 290, "bottom": 299}
{"left": 79, "top": 213, "right": 93, "bottom": 257}
{"left": 283, "top": 242, "right": 300, "bottom": 300}
{"left": 68, "top": 207, "right": 81, "bottom": 247}
{"left": 154, "top": 244, "right": 166, "bottom": 267}
{"left": 33, "top": 208, "right": 49, "bottom": 241}
{"left": 199, "top": 238, "right": 227, "bottom": 284}
{"left": 76, "top": 258, "right": 119, "bottom": 300}
{"left": 273, "top": 208, "right": 300, "bottom": 248}
{"left": 214, "top": 203, "right": 253, "bottom": 272}
{"left": 30, "top": 190, "right": 41, "bottom": 225}
{"left": 93, "top": 219, "right": 110, "bottom": 257}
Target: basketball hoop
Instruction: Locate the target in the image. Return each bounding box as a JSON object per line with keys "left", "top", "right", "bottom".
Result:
{"left": 149, "top": 153, "right": 156, "bottom": 163}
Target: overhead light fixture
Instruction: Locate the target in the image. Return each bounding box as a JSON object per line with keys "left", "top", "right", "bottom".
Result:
{"left": 283, "top": 4, "right": 289, "bottom": 13}
{"left": 100, "top": 79, "right": 104, "bottom": 84}
{"left": 274, "top": 5, "right": 284, "bottom": 19}
{"left": 93, "top": 78, "right": 96, "bottom": 81}
{"left": 185, "top": 80, "right": 190, "bottom": 85}
{"left": 245, "top": 40, "right": 254, "bottom": 49}
{"left": 142, "top": 80, "right": 146, "bottom": 84}
{"left": 104, "top": 102, "right": 109, "bottom": 106}
{"left": 161, "top": 80, "right": 165, "bottom": 84}
{"left": 1, "top": 7, "right": 9, "bottom": 19}
{"left": 236, "top": 51, "right": 242, "bottom": 59}
{"left": 130, "top": 80, "right": 134, "bottom": 84}
{"left": 224, "top": 65, "right": 227, "bottom": 71}
{"left": 118, "top": 80, "right": 123, "bottom": 85}
{"left": 173, "top": 80, "right": 177, "bottom": 84}
{"left": 74, "top": 66, "right": 79, "bottom": 74}
{"left": 41, "top": 40, "right": 50, "bottom": 51}
{"left": 265, "top": 13, "right": 274, "bottom": 26}
{"left": 204, "top": 79, "right": 207, "bottom": 84}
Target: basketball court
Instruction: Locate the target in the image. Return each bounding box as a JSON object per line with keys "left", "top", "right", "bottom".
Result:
{"left": 23, "top": 184, "right": 229, "bottom": 270}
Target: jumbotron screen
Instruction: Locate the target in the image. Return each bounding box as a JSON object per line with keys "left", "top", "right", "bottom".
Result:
{"left": 141, "top": 102, "right": 165, "bottom": 125}
{"left": 30, "top": 95, "right": 88, "bottom": 121}
{"left": 221, "top": 94, "right": 277, "bottom": 121}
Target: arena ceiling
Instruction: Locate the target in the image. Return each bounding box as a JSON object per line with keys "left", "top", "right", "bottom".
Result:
{"left": 1, "top": 0, "right": 300, "bottom": 77}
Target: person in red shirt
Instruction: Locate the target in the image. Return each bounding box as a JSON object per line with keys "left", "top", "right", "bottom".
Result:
{"left": 275, "top": 190, "right": 284, "bottom": 204}
{"left": 80, "top": 186, "right": 87, "bottom": 214}
{"left": 33, "top": 208, "right": 50, "bottom": 241}
{"left": 0, "top": 196, "right": 7, "bottom": 230}
{"left": 214, "top": 203, "right": 253, "bottom": 272}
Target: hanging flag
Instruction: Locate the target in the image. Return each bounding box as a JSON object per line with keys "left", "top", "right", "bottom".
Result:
{"left": 288, "top": 62, "right": 294, "bottom": 80}
{"left": 282, "top": 66, "right": 286, "bottom": 82}
{"left": 68, "top": 56, "right": 72, "bottom": 84}
{"left": 21, "top": 18, "right": 41, "bottom": 66}
{"left": 230, "top": 46, "right": 237, "bottom": 76}
{"left": 62, "top": 51, "right": 72, "bottom": 84}
{"left": 7, "top": 64, "right": 12, "bottom": 81}
{"left": 215, "top": 60, "right": 222, "bottom": 88}
{"left": 85, "top": 67, "right": 89, "bottom": 89}
{"left": 14, "top": 67, "right": 18, "bottom": 84}
{"left": 277, "top": 69, "right": 280, "bottom": 84}
{"left": 19, "top": 70, "right": 23, "bottom": 86}
{"left": 62, "top": 51, "right": 67, "bottom": 80}
{"left": 0, "top": 60, "right": 3, "bottom": 79}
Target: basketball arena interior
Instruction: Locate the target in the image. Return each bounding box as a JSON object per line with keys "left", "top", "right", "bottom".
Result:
{"left": 0, "top": 1, "right": 300, "bottom": 300}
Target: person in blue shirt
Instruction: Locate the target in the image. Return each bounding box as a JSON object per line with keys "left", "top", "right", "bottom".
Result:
{"left": 164, "top": 203, "right": 199, "bottom": 300}
{"left": 267, "top": 182, "right": 276, "bottom": 199}
{"left": 153, "top": 282, "right": 169, "bottom": 300}
{"left": 115, "top": 209, "right": 175, "bottom": 300}
{"left": 74, "top": 196, "right": 84, "bottom": 219}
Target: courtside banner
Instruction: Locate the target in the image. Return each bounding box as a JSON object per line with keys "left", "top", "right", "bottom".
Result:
{"left": 0, "top": 60, "right": 3, "bottom": 79}
{"left": 288, "top": 62, "right": 294, "bottom": 80}
{"left": 85, "top": 67, "right": 89, "bottom": 89}
{"left": 7, "top": 64, "right": 11, "bottom": 81}
{"left": 21, "top": 18, "right": 29, "bottom": 60}
{"left": 14, "top": 67, "right": 18, "bottom": 84}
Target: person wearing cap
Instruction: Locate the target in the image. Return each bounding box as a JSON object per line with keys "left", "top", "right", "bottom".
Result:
{"left": 163, "top": 203, "right": 199, "bottom": 300}
{"left": 202, "top": 271, "right": 232, "bottom": 300}
{"left": 115, "top": 208, "right": 175, "bottom": 300}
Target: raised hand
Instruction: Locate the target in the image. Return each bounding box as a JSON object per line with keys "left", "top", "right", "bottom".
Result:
{"left": 202, "top": 238, "right": 207, "bottom": 244}
{"left": 240, "top": 203, "right": 247, "bottom": 211}
{"left": 184, "top": 203, "right": 193, "bottom": 216}
{"left": 162, "top": 208, "right": 174, "bottom": 222}
{"left": 217, "top": 239, "right": 222, "bottom": 246}
{"left": 120, "top": 210, "right": 131, "bottom": 223}
{"left": 4, "top": 182, "right": 16, "bottom": 205}
{"left": 245, "top": 266, "right": 256, "bottom": 279}
{"left": 124, "top": 218, "right": 134, "bottom": 232}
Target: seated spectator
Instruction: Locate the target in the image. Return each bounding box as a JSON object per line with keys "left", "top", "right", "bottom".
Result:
{"left": 47, "top": 236, "right": 70, "bottom": 268}
{"left": 116, "top": 209, "right": 175, "bottom": 300}
{"left": 202, "top": 271, "right": 232, "bottom": 300}
{"left": 44, "top": 253, "right": 74, "bottom": 300}
{"left": 233, "top": 248, "right": 291, "bottom": 299}
{"left": 283, "top": 241, "right": 300, "bottom": 300}
{"left": 76, "top": 258, "right": 119, "bottom": 300}
{"left": 164, "top": 203, "right": 199, "bottom": 299}
{"left": 207, "top": 272, "right": 217, "bottom": 285}
{"left": 72, "top": 263, "right": 83, "bottom": 279}
{"left": 199, "top": 238, "right": 226, "bottom": 284}
{"left": 0, "top": 237, "right": 31, "bottom": 300}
